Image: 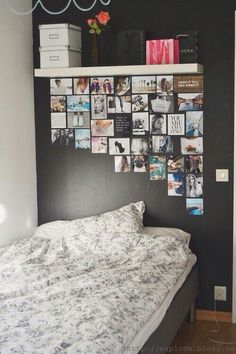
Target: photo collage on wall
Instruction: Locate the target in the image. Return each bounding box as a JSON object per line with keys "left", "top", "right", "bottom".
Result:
{"left": 50, "top": 74, "right": 204, "bottom": 216}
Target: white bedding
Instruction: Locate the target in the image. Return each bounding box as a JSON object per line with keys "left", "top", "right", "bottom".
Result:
{"left": 0, "top": 226, "right": 196, "bottom": 354}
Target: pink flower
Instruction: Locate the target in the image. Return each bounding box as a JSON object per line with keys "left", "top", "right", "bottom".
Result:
{"left": 87, "top": 18, "right": 95, "bottom": 26}
{"left": 96, "top": 11, "right": 110, "bottom": 26}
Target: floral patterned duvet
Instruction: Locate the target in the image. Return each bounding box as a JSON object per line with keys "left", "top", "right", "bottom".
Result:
{"left": 0, "top": 230, "right": 196, "bottom": 354}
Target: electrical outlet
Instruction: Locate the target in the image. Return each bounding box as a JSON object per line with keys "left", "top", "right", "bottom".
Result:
{"left": 214, "top": 286, "right": 227, "bottom": 301}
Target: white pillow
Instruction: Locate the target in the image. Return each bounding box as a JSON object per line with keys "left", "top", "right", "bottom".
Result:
{"left": 142, "top": 226, "right": 191, "bottom": 246}
{"left": 34, "top": 220, "right": 69, "bottom": 239}
{"left": 70, "top": 215, "right": 105, "bottom": 235}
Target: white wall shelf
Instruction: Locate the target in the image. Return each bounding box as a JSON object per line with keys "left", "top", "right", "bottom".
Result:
{"left": 34, "top": 63, "right": 203, "bottom": 78}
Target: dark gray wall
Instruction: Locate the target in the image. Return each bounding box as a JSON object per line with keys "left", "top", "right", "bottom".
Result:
{"left": 33, "top": 0, "right": 235, "bottom": 311}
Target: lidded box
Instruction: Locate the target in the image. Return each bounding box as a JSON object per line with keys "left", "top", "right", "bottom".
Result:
{"left": 39, "top": 46, "right": 81, "bottom": 68}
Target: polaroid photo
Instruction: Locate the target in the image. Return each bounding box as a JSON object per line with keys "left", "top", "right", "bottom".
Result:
{"left": 152, "top": 136, "right": 173, "bottom": 154}
{"left": 51, "top": 129, "right": 74, "bottom": 146}
{"left": 51, "top": 113, "right": 66, "bottom": 129}
{"left": 186, "top": 174, "right": 203, "bottom": 198}
{"left": 67, "top": 112, "right": 90, "bottom": 129}
{"left": 132, "top": 155, "right": 149, "bottom": 172}
{"left": 107, "top": 95, "right": 131, "bottom": 114}
{"left": 185, "top": 155, "right": 203, "bottom": 173}
{"left": 178, "top": 93, "right": 203, "bottom": 111}
{"left": 132, "top": 94, "right": 148, "bottom": 112}
{"left": 50, "top": 78, "right": 72, "bottom": 95}
{"left": 168, "top": 173, "right": 185, "bottom": 196}
{"left": 90, "top": 77, "right": 114, "bottom": 95}
{"left": 51, "top": 96, "right": 66, "bottom": 112}
{"left": 91, "top": 137, "right": 108, "bottom": 154}
{"left": 186, "top": 111, "right": 203, "bottom": 137}
{"left": 91, "top": 95, "right": 107, "bottom": 119}
{"left": 131, "top": 137, "right": 150, "bottom": 155}
{"left": 114, "top": 115, "right": 131, "bottom": 137}
{"left": 181, "top": 137, "right": 203, "bottom": 155}
{"left": 115, "top": 156, "right": 131, "bottom": 172}
{"left": 73, "top": 77, "right": 90, "bottom": 94}
{"left": 156, "top": 75, "right": 173, "bottom": 95}
{"left": 75, "top": 129, "right": 90, "bottom": 149}
{"left": 67, "top": 95, "right": 90, "bottom": 112}
{"left": 174, "top": 75, "right": 203, "bottom": 93}
{"left": 168, "top": 114, "right": 185, "bottom": 135}
{"left": 150, "top": 114, "right": 167, "bottom": 135}
{"left": 132, "top": 76, "right": 156, "bottom": 94}
{"left": 186, "top": 198, "right": 204, "bottom": 216}
{"left": 91, "top": 119, "right": 114, "bottom": 137}
{"left": 114, "top": 76, "right": 131, "bottom": 96}
{"left": 149, "top": 155, "right": 166, "bottom": 181}
{"left": 132, "top": 112, "right": 149, "bottom": 135}
{"left": 167, "top": 156, "right": 185, "bottom": 173}
{"left": 109, "top": 138, "right": 130, "bottom": 155}
{"left": 149, "top": 94, "right": 174, "bottom": 114}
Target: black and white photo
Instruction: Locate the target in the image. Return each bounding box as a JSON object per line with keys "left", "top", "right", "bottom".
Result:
{"left": 131, "top": 138, "right": 150, "bottom": 155}
{"left": 156, "top": 75, "right": 173, "bottom": 95}
{"left": 114, "top": 76, "right": 131, "bottom": 95}
{"left": 107, "top": 96, "right": 131, "bottom": 114}
{"left": 109, "top": 138, "right": 130, "bottom": 155}
{"left": 114, "top": 156, "right": 131, "bottom": 172}
{"left": 50, "top": 78, "right": 72, "bottom": 95}
{"left": 132, "top": 156, "right": 149, "bottom": 172}
{"left": 132, "top": 76, "right": 156, "bottom": 93}
{"left": 132, "top": 112, "right": 149, "bottom": 135}
{"left": 67, "top": 112, "right": 90, "bottom": 129}
{"left": 168, "top": 114, "right": 185, "bottom": 135}
{"left": 150, "top": 114, "right": 166, "bottom": 134}
{"left": 132, "top": 94, "right": 148, "bottom": 112}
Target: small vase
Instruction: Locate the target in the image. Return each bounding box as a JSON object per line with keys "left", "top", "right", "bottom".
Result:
{"left": 91, "top": 34, "right": 99, "bottom": 66}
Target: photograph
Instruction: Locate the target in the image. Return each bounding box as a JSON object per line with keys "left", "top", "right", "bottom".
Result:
{"left": 75, "top": 129, "right": 90, "bottom": 149}
{"left": 90, "top": 77, "right": 114, "bottom": 94}
{"left": 73, "top": 77, "right": 90, "bottom": 94}
{"left": 186, "top": 174, "right": 203, "bottom": 198}
{"left": 156, "top": 75, "right": 173, "bottom": 95}
{"left": 181, "top": 137, "right": 203, "bottom": 155}
{"left": 152, "top": 136, "right": 173, "bottom": 153}
{"left": 91, "top": 137, "right": 108, "bottom": 153}
{"left": 114, "top": 156, "right": 131, "bottom": 172}
{"left": 107, "top": 95, "right": 131, "bottom": 114}
{"left": 50, "top": 78, "right": 72, "bottom": 95}
{"left": 51, "top": 129, "right": 74, "bottom": 146}
{"left": 114, "top": 76, "right": 131, "bottom": 96}
{"left": 149, "top": 155, "right": 166, "bottom": 180}
{"left": 173, "top": 75, "right": 203, "bottom": 93}
{"left": 50, "top": 96, "right": 66, "bottom": 112}
{"left": 185, "top": 155, "right": 203, "bottom": 173}
{"left": 132, "top": 76, "right": 156, "bottom": 94}
{"left": 91, "top": 119, "right": 114, "bottom": 137}
{"left": 131, "top": 138, "right": 150, "bottom": 155}
{"left": 91, "top": 95, "right": 107, "bottom": 119}
{"left": 132, "top": 156, "right": 149, "bottom": 172}
{"left": 149, "top": 94, "right": 174, "bottom": 114}
{"left": 150, "top": 114, "right": 167, "bottom": 134}
{"left": 67, "top": 95, "right": 90, "bottom": 112}
{"left": 167, "top": 114, "right": 185, "bottom": 135}
{"left": 132, "top": 94, "right": 148, "bottom": 112}
{"left": 186, "top": 198, "right": 204, "bottom": 216}
{"left": 186, "top": 111, "right": 203, "bottom": 137}
{"left": 167, "top": 156, "right": 185, "bottom": 173}
{"left": 109, "top": 138, "right": 130, "bottom": 155}
{"left": 132, "top": 112, "right": 149, "bottom": 135}
{"left": 51, "top": 113, "right": 66, "bottom": 129}
{"left": 168, "top": 173, "right": 185, "bottom": 196}
{"left": 67, "top": 112, "right": 90, "bottom": 129}
{"left": 178, "top": 93, "right": 203, "bottom": 111}
{"left": 114, "top": 115, "right": 131, "bottom": 137}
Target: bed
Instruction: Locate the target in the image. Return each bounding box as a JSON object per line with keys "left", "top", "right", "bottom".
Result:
{"left": 0, "top": 201, "right": 198, "bottom": 354}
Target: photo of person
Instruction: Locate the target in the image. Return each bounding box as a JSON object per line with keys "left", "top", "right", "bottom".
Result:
{"left": 132, "top": 76, "right": 156, "bottom": 93}
{"left": 51, "top": 129, "right": 74, "bottom": 146}
{"left": 131, "top": 138, "right": 150, "bottom": 155}
{"left": 91, "top": 95, "right": 107, "bottom": 119}
{"left": 115, "top": 156, "right": 131, "bottom": 172}
{"left": 181, "top": 137, "right": 203, "bottom": 155}
{"left": 75, "top": 129, "right": 90, "bottom": 149}
{"left": 91, "top": 137, "right": 108, "bottom": 153}
{"left": 186, "top": 111, "right": 203, "bottom": 137}
{"left": 168, "top": 173, "right": 185, "bottom": 196}
{"left": 149, "top": 155, "right": 166, "bottom": 180}
{"left": 152, "top": 136, "right": 173, "bottom": 153}
{"left": 107, "top": 96, "right": 131, "bottom": 114}
{"left": 109, "top": 138, "right": 130, "bottom": 155}
{"left": 67, "top": 95, "right": 90, "bottom": 112}
{"left": 50, "top": 78, "right": 72, "bottom": 95}
{"left": 178, "top": 93, "right": 203, "bottom": 111}
{"left": 156, "top": 75, "right": 173, "bottom": 95}
{"left": 91, "top": 119, "right": 114, "bottom": 136}
{"left": 132, "top": 156, "right": 149, "bottom": 172}
{"left": 150, "top": 114, "right": 166, "bottom": 134}
{"left": 167, "top": 114, "right": 185, "bottom": 135}
{"left": 67, "top": 112, "right": 90, "bottom": 129}
{"left": 132, "top": 94, "right": 148, "bottom": 112}
{"left": 51, "top": 113, "right": 66, "bottom": 129}
{"left": 115, "top": 76, "right": 131, "bottom": 95}
{"left": 149, "top": 94, "right": 174, "bottom": 114}
{"left": 186, "top": 198, "right": 204, "bottom": 216}
{"left": 51, "top": 96, "right": 66, "bottom": 112}
{"left": 132, "top": 112, "right": 149, "bottom": 135}
{"left": 186, "top": 155, "right": 203, "bottom": 173}
{"left": 186, "top": 174, "right": 203, "bottom": 197}
{"left": 90, "top": 77, "right": 114, "bottom": 94}
{"left": 73, "top": 77, "right": 89, "bottom": 94}
{"left": 167, "top": 156, "right": 184, "bottom": 173}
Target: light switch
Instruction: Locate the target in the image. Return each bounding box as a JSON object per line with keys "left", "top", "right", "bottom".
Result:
{"left": 216, "top": 169, "right": 229, "bottom": 182}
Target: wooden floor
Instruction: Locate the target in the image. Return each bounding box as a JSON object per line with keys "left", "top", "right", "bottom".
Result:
{"left": 170, "top": 320, "right": 236, "bottom": 353}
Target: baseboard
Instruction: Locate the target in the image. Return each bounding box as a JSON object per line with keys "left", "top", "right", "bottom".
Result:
{"left": 196, "top": 310, "right": 232, "bottom": 323}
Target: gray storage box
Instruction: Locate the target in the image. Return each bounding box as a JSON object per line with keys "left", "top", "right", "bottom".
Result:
{"left": 39, "top": 46, "right": 82, "bottom": 68}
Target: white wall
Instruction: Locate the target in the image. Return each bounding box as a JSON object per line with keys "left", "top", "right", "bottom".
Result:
{"left": 0, "top": 0, "right": 37, "bottom": 246}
